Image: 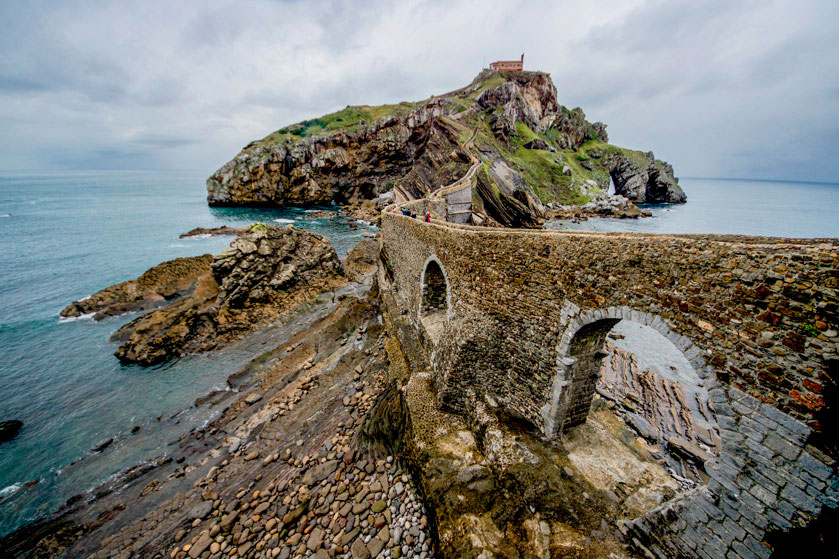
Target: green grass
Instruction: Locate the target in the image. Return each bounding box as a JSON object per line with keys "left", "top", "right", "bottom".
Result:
{"left": 802, "top": 324, "right": 820, "bottom": 337}
{"left": 513, "top": 122, "right": 539, "bottom": 143}
{"left": 259, "top": 102, "right": 425, "bottom": 146}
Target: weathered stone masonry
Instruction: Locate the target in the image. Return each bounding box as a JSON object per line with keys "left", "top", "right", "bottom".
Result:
{"left": 381, "top": 212, "right": 839, "bottom": 558}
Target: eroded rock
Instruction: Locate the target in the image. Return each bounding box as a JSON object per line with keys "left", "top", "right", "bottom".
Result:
{"left": 60, "top": 255, "right": 213, "bottom": 320}
{"left": 112, "top": 225, "right": 345, "bottom": 365}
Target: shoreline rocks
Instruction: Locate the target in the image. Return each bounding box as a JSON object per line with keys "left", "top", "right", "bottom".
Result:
{"left": 60, "top": 255, "right": 213, "bottom": 320}
{"left": 179, "top": 226, "right": 248, "bottom": 238}
{"left": 547, "top": 194, "right": 653, "bottom": 221}
{"left": 113, "top": 225, "right": 345, "bottom": 365}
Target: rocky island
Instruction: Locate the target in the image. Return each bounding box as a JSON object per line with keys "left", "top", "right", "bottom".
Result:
{"left": 206, "top": 70, "right": 685, "bottom": 228}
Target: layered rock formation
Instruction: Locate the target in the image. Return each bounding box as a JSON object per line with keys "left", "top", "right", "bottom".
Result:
{"left": 206, "top": 70, "right": 684, "bottom": 227}
{"left": 60, "top": 255, "right": 213, "bottom": 320}
{"left": 112, "top": 225, "right": 345, "bottom": 365}
{"left": 607, "top": 152, "right": 686, "bottom": 204}
{"left": 179, "top": 226, "right": 248, "bottom": 238}
{"left": 598, "top": 341, "right": 720, "bottom": 484}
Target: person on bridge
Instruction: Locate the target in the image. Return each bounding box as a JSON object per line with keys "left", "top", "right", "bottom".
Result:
{"left": 425, "top": 211, "right": 431, "bottom": 223}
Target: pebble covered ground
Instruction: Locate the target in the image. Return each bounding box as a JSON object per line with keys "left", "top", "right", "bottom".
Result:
{"left": 85, "top": 310, "right": 435, "bottom": 559}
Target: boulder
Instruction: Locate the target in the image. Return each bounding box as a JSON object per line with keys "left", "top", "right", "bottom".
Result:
{"left": 343, "top": 239, "right": 379, "bottom": 283}
{"left": 523, "top": 138, "right": 548, "bottom": 150}
{"left": 90, "top": 437, "right": 113, "bottom": 452}
{"left": 0, "top": 420, "right": 23, "bottom": 443}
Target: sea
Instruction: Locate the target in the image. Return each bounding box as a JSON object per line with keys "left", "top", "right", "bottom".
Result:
{"left": 0, "top": 173, "right": 836, "bottom": 538}
{"left": 547, "top": 177, "right": 839, "bottom": 237}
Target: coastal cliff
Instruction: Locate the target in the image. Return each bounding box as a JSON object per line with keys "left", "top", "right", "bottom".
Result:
{"left": 207, "top": 70, "right": 684, "bottom": 226}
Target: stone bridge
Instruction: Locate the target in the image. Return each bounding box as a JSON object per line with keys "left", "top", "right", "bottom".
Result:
{"left": 380, "top": 210, "right": 839, "bottom": 559}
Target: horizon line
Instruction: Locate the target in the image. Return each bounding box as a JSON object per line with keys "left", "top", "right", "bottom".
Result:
{"left": 0, "top": 169, "right": 836, "bottom": 187}
{"left": 682, "top": 176, "right": 839, "bottom": 186}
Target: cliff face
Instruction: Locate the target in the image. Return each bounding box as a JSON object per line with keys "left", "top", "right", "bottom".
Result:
{"left": 207, "top": 70, "right": 684, "bottom": 224}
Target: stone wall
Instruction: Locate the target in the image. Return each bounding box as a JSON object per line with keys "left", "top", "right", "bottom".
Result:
{"left": 382, "top": 214, "right": 837, "bottom": 433}
{"left": 381, "top": 213, "right": 839, "bottom": 558}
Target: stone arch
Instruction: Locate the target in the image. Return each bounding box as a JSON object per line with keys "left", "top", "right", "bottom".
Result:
{"left": 418, "top": 255, "right": 451, "bottom": 343}
{"left": 544, "top": 304, "right": 719, "bottom": 440}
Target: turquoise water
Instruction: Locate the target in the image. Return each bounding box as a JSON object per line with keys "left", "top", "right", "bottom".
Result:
{"left": 548, "top": 178, "right": 839, "bottom": 237}
{"left": 0, "top": 170, "right": 376, "bottom": 537}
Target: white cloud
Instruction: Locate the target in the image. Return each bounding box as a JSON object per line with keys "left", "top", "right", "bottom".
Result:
{"left": 0, "top": 0, "right": 836, "bottom": 181}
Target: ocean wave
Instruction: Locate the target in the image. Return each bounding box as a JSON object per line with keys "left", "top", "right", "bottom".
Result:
{"left": 168, "top": 243, "right": 187, "bottom": 248}
{"left": 58, "top": 312, "right": 96, "bottom": 323}
{"left": 0, "top": 483, "right": 21, "bottom": 499}
{"left": 273, "top": 218, "right": 296, "bottom": 224}
{"left": 184, "top": 233, "right": 212, "bottom": 239}
{"left": 79, "top": 295, "right": 91, "bottom": 302}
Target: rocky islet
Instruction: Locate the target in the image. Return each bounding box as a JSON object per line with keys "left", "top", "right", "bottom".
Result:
{"left": 205, "top": 70, "right": 685, "bottom": 227}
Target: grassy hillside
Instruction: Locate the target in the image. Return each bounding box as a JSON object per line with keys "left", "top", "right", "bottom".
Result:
{"left": 249, "top": 70, "right": 652, "bottom": 205}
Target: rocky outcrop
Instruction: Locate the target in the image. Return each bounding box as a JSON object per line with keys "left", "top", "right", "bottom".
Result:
{"left": 206, "top": 99, "right": 456, "bottom": 208}
{"left": 112, "top": 225, "right": 345, "bottom": 365}
{"left": 343, "top": 238, "right": 379, "bottom": 283}
{"left": 474, "top": 169, "right": 544, "bottom": 228}
{"left": 179, "top": 226, "right": 247, "bottom": 238}
{"left": 0, "top": 419, "right": 23, "bottom": 443}
{"left": 60, "top": 255, "right": 213, "bottom": 320}
{"left": 551, "top": 106, "right": 609, "bottom": 149}
{"left": 476, "top": 70, "right": 559, "bottom": 134}
{"left": 607, "top": 152, "right": 686, "bottom": 204}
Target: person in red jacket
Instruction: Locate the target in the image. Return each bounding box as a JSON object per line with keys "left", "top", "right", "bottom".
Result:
{"left": 425, "top": 211, "right": 431, "bottom": 223}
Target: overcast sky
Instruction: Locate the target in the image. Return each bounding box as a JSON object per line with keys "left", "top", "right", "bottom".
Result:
{"left": 1, "top": 0, "right": 836, "bottom": 181}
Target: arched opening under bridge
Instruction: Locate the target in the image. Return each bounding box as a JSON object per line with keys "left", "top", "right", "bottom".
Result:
{"left": 554, "top": 312, "right": 720, "bottom": 489}
{"left": 419, "top": 258, "right": 449, "bottom": 344}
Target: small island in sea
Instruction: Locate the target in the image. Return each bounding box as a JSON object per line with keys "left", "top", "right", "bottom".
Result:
{"left": 1, "top": 22, "right": 837, "bottom": 559}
